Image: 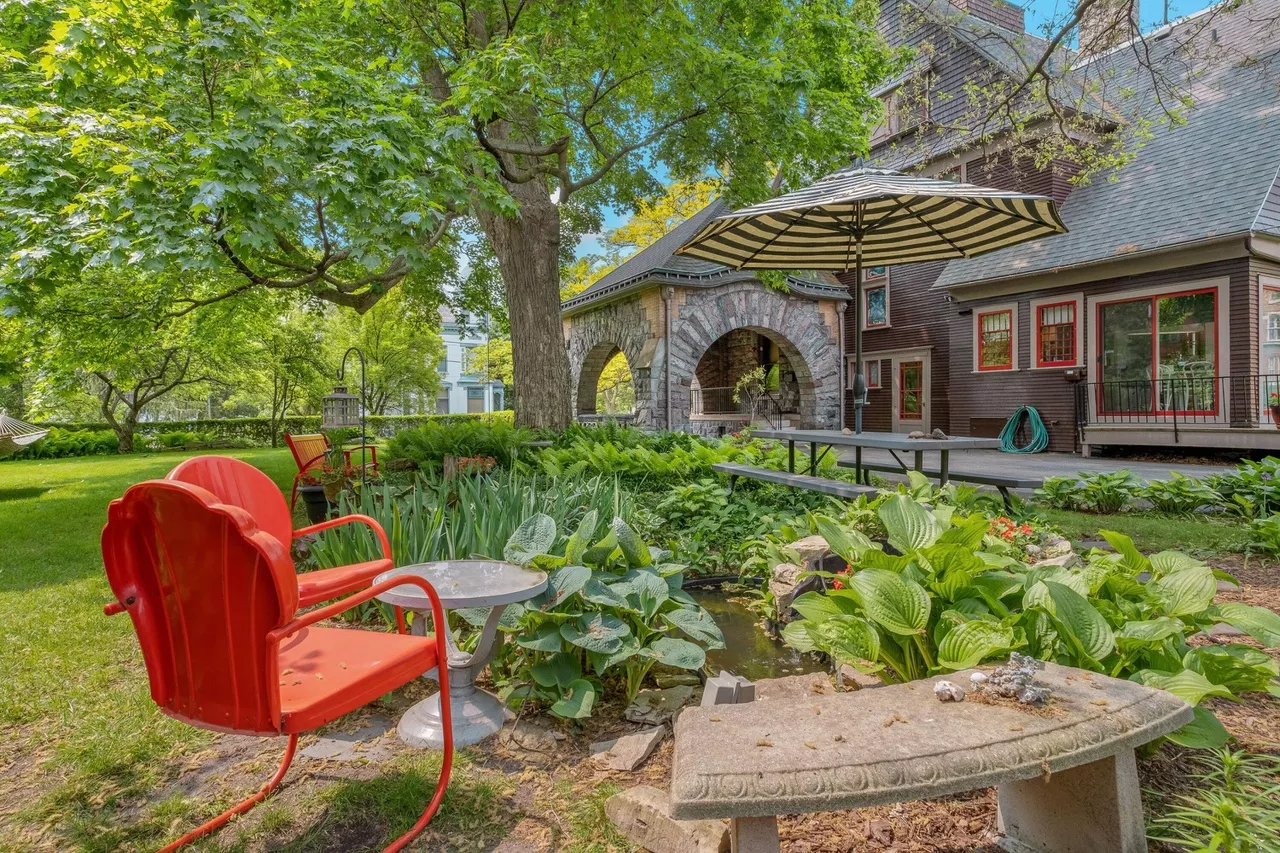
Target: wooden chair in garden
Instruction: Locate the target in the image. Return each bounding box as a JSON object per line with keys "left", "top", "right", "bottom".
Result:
{"left": 167, "top": 455, "right": 394, "bottom": 608}
{"left": 284, "top": 432, "right": 379, "bottom": 508}
{"left": 101, "top": 478, "right": 452, "bottom": 853}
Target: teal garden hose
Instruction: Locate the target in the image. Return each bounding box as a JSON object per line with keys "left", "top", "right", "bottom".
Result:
{"left": 1000, "top": 406, "right": 1048, "bottom": 453}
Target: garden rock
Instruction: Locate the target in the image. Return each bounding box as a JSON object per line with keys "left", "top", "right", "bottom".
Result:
{"left": 789, "top": 535, "right": 830, "bottom": 568}
{"left": 1040, "top": 535, "right": 1074, "bottom": 558}
{"left": 655, "top": 671, "right": 703, "bottom": 689}
{"left": 754, "top": 673, "right": 834, "bottom": 700}
{"left": 1032, "top": 552, "right": 1082, "bottom": 570}
{"left": 625, "top": 686, "right": 695, "bottom": 725}
{"left": 605, "top": 785, "right": 729, "bottom": 853}
{"left": 592, "top": 726, "right": 669, "bottom": 771}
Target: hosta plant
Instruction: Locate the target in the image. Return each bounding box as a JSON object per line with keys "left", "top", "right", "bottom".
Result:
{"left": 780, "top": 494, "right": 1280, "bottom": 748}
{"left": 1138, "top": 472, "right": 1223, "bottom": 515}
{"left": 1078, "top": 469, "right": 1139, "bottom": 512}
{"left": 1034, "top": 476, "right": 1087, "bottom": 510}
{"left": 495, "top": 512, "right": 725, "bottom": 719}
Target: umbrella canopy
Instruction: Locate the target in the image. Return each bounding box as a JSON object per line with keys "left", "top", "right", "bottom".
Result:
{"left": 0, "top": 410, "right": 49, "bottom": 458}
{"left": 675, "top": 164, "right": 1067, "bottom": 431}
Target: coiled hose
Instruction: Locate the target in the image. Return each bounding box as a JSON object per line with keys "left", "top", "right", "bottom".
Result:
{"left": 1000, "top": 406, "right": 1048, "bottom": 453}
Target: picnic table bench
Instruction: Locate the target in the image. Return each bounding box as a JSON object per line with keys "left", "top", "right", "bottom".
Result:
{"left": 711, "top": 462, "right": 877, "bottom": 501}
{"left": 671, "top": 663, "right": 1191, "bottom": 853}
{"left": 835, "top": 459, "right": 1041, "bottom": 508}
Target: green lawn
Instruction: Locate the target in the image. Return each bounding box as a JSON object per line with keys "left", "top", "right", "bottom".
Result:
{"left": 1039, "top": 507, "right": 1252, "bottom": 556}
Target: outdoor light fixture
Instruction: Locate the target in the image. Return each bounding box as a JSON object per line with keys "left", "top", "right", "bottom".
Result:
{"left": 321, "top": 385, "right": 361, "bottom": 430}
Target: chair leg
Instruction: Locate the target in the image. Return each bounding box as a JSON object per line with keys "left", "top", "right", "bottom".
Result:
{"left": 381, "top": 645, "right": 454, "bottom": 853}
{"left": 394, "top": 605, "right": 408, "bottom": 634}
{"left": 157, "top": 734, "right": 298, "bottom": 853}
{"left": 289, "top": 475, "right": 301, "bottom": 510}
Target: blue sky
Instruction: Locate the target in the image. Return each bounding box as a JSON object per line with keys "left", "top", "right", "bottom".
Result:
{"left": 575, "top": 0, "right": 1218, "bottom": 259}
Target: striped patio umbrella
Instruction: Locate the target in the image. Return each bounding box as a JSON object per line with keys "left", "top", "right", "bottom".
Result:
{"left": 675, "top": 164, "right": 1067, "bottom": 431}
{"left": 0, "top": 410, "right": 48, "bottom": 458}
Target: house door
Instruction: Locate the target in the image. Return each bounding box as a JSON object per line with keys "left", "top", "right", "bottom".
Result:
{"left": 892, "top": 353, "right": 930, "bottom": 432}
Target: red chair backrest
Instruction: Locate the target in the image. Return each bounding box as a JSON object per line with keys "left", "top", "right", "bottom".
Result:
{"left": 167, "top": 456, "right": 294, "bottom": 546}
{"left": 284, "top": 433, "right": 330, "bottom": 474}
{"left": 102, "top": 480, "right": 298, "bottom": 735}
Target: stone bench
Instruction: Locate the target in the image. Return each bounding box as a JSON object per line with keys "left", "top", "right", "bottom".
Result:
{"left": 712, "top": 463, "right": 878, "bottom": 501}
{"left": 835, "top": 459, "right": 1041, "bottom": 508}
{"left": 670, "top": 663, "right": 1191, "bottom": 853}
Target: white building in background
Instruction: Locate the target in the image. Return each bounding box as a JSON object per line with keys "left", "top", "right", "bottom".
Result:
{"left": 435, "top": 306, "right": 505, "bottom": 415}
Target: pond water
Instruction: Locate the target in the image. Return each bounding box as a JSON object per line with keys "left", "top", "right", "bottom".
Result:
{"left": 690, "top": 589, "right": 829, "bottom": 682}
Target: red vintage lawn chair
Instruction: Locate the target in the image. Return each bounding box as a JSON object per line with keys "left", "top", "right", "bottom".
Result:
{"left": 284, "top": 432, "right": 379, "bottom": 508}
{"left": 102, "top": 479, "right": 451, "bottom": 853}
{"left": 167, "top": 456, "right": 391, "bottom": 608}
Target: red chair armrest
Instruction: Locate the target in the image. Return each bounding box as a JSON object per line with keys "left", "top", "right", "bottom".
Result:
{"left": 294, "top": 513, "right": 392, "bottom": 561}
{"left": 267, "top": 575, "right": 446, "bottom": 646}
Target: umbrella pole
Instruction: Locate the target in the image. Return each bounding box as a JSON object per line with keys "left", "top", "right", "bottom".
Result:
{"left": 854, "top": 251, "right": 863, "bottom": 434}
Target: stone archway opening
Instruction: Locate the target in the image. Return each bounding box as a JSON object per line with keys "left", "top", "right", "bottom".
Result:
{"left": 576, "top": 342, "right": 636, "bottom": 418}
{"left": 689, "top": 327, "right": 811, "bottom": 429}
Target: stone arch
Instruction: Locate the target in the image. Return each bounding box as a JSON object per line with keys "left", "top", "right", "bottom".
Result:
{"left": 668, "top": 283, "right": 842, "bottom": 432}
{"left": 564, "top": 295, "right": 656, "bottom": 424}
{"left": 576, "top": 343, "right": 633, "bottom": 416}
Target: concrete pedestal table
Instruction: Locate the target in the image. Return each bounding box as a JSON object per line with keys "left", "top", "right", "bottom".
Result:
{"left": 375, "top": 561, "right": 547, "bottom": 748}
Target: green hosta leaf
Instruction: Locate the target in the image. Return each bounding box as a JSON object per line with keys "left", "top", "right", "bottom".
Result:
{"left": 581, "top": 573, "right": 627, "bottom": 607}
{"left": 663, "top": 607, "right": 725, "bottom": 649}
{"left": 937, "top": 513, "right": 989, "bottom": 549}
{"left": 455, "top": 607, "right": 491, "bottom": 628}
{"left": 561, "top": 613, "right": 630, "bottom": 653}
{"left": 1210, "top": 603, "right": 1280, "bottom": 647}
{"left": 612, "top": 518, "right": 652, "bottom": 567}
{"left": 565, "top": 509, "right": 597, "bottom": 564}
{"left": 551, "top": 679, "right": 596, "bottom": 719}
{"left": 1115, "top": 617, "right": 1186, "bottom": 650}
{"left": 504, "top": 513, "right": 557, "bottom": 566}
{"left": 790, "top": 591, "right": 844, "bottom": 623}
{"left": 1149, "top": 565, "right": 1216, "bottom": 618}
{"left": 938, "top": 620, "right": 1017, "bottom": 670}
{"left": 1164, "top": 706, "right": 1231, "bottom": 749}
{"left": 533, "top": 564, "right": 591, "bottom": 611}
{"left": 850, "top": 569, "right": 931, "bottom": 636}
{"left": 861, "top": 549, "right": 911, "bottom": 571}
{"left": 1134, "top": 669, "right": 1236, "bottom": 706}
{"left": 878, "top": 494, "right": 943, "bottom": 553}
{"left": 515, "top": 622, "right": 563, "bottom": 652}
{"left": 812, "top": 614, "right": 881, "bottom": 668}
{"left": 1040, "top": 581, "right": 1115, "bottom": 663}
{"left": 781, "top": 620, "right": 819, "bottom": 653}
{"left": 588, "top": 636, "right": 641, "bottom": 674}
{"left": 1184, "top": 645, "right": 1279, "bottom": 693}
{"left": 643, "top": 637, "right": 706, "bottom": 670}
{"left": 1024, "top": 566, "right": 1089, "bottom": 598}
{"left": 582, "top": 529, "right": 619, "bottom": 566}
{"left": 530, "top": 553, "right": 567, "bottom": 570}
{"left": 814, "top": 515, "right": 873, "bottom": 564}
{"left": 530, "top": 652, "right": 581, "bottom": 689}
{"left": 617, "top": 568, "right": 669, "bottom": 618}
{"left": 1100, "top": 530, "right": 1150, "bottom": 575}
{"left": 1078, "top": 559, "right": 1115, "bottom": 594}
{"left": 1148, "top": 551, "right": 1203, "bottom": 576}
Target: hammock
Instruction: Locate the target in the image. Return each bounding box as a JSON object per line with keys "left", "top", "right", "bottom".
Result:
{"left": 0, "top": 410, "right": 49, "bottom": 458}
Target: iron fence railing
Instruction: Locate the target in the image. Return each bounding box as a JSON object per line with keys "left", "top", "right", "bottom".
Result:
{"left": 1073, "top": 373, "right": 1280, "bottom": 444}
{"left": 690, "top": 386, "right": 785, "bottom": 428}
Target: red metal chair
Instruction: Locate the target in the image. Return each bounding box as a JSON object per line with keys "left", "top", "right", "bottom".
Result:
{"left": 167, "top": 456, "right": 391, "bottom": 608}
{"left": 284, "top": 432, "right": 379, "bottom": 508}
{"left": 102, "top": 479, "right": 451, "bottom": 853}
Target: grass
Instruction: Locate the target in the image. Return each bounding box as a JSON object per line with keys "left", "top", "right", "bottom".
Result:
{"left": 1039, "top": 507, "right": 1252, "bottom": 556}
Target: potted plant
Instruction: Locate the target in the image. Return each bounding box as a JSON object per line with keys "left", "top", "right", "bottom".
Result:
{"left": 296, "top": 459, "right": 360, "bottom": 523}
{"left": 1269, "top": 392, "right": 1280, "bottom": 428}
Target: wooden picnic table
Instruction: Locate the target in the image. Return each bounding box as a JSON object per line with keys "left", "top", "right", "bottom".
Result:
{"left": 751, "top": 428, "right": 1002, "bottom": 486}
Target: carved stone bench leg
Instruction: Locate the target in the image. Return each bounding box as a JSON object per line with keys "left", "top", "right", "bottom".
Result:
{"left": 996, "top": 750, "right": 1146, "bottom": 853}
{"left": 729, "top": 816, "right": 780, "bottom": 853}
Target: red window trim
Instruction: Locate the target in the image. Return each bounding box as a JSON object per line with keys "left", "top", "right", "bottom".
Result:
{"left": 1035, "top": 300, "right": 1077, "bottom": 368}
{"left": 898, "top": 360, "right": 923, "bottom": 420}
{"left": 864, "top": 283, "right": 888, "bottom": 328}
{"left": 1094, "top": 286, "right": 1220, "bottom": 416}
{"left": 977, "top": 308, "right": 1014, "bottom": 371}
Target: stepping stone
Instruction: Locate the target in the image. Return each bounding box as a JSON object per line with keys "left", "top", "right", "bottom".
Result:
{"left": 625, "top": 686, "right": 694, "bottom": 725}
{"left": 606, "top": 785, "right": 729, "bottom": 853}
{"left": 301, "top": 715, "right": 394, "bottom": 763}
{"left": 591, "top": 726, "right": 668, "bottom": 771}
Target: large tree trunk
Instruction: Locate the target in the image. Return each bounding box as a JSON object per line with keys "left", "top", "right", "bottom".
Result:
{"left": 475, "top": 180, "right": 572, "bottom": 430}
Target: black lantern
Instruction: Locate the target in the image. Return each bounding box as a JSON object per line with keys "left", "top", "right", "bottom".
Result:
{"left": 321, "top": 385, "right": 361, "bottom": 430}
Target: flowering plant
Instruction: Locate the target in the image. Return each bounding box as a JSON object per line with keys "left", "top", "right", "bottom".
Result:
{"left": 298, "top": 464, "right": 361, "bottom": 487}
{"left": 988, "top": 516, "right": 1036, "bottom": 548}
{"left": 1269, "top": 391, "right": 1280, "bottom": 407}
{"left": 454, "top": 455, "right": 498, "bottom": 475}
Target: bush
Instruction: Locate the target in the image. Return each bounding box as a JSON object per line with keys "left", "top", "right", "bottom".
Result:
{"left": 1077, "top": 469, "right": 1139, "bottom": 512}
{"left": 1205, "top": 457, "right": 1280, "bottom": 519}
{"left": 6, "top": 427, "right": 118, "bottom": 460}
{"left": 384, "top": 419, "right": 529, "bottom": 473}
{"left": 780, "top": 495, "right": 1280, "bottom": 749}
{"left": 1139, "top": 472, "right": 1223, "bottom": 515}
{"left": 1034, "top": 476, "right": 1087, "bottom": 511}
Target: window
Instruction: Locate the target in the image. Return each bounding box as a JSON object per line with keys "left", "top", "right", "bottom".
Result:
{"left": 466, "top": 385, "right": 486, "bottom": 414}
{"left": 898, "top": 361, "right": 923, "bottom": 421}
{"left": 1098, "top": 288, "right": 1217, "bottom": 414}
{"left": 1036, "top": 301, "right": 1077, "bottom": 367}
{"left": 435, "top": 390, "right": 450, "bottom": 415}
{"left": 865, "top": 284, "right": 888, "bottom": 328}
{"left": 977, "top": 308, "right": 1014, "bottom": 371}
{"left": 1268, "top": 313, "right": 1280, "bottom": 343}
{"left": 864, "top": 266, "right": 886, "bottom": 281}
{"left": 865, "top": 359, "right": 881, "bottom": 389}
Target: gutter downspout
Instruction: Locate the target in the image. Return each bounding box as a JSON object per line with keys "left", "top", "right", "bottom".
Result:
{"left": 662, "top": 286, "right": 673, "bottom": 430}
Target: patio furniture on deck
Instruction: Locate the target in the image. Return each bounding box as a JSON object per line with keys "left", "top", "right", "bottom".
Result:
{"left": 284, "top": 432, "right": 379, "bottom": 508}
{"left": 711, "top": 461, "right": 877, "bottom": 500}
{"left": 101, "top": 479, "right": 452, "bottom": 853}
{"left": 167, "top": 456, "right": 393, "bottom": 608}
{"left": 833, "top": 459, "right": 1041, "bottom": 509}
{"left": 752, "top": 428, "right": 1002, "bottom": 485}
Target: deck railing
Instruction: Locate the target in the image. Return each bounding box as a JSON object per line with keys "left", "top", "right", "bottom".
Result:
{"left": 690, "top": 386, "right": 786, "bottom": 428}
{"left": 1073, "top": 373, "right": 1280, "bottom": 443}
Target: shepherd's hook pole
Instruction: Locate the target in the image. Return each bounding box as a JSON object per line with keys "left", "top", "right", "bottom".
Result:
{"left": 337, "top": 347, "right": 368, "bottom": 488}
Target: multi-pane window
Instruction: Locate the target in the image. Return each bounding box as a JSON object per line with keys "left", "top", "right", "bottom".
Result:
{"left": 466, "top": 386, "right": 486, "bottom": 414}
{"left": 865, "top": 284, "right": 887, "bottom": 328}
{"left": 1268, "top": 313, "right": 1280, "bottom": 343}
{"left": 865, "top": 359, "right": 881, "bottom": 388}
{"left": 978, "top": 309, "right": 1014, "bottom": 370}
{"left": 1036, "top": 302, "right": 1077, "bottom": 367}
{"left": 899, "top": 361, "right": 923, "bottom": 420}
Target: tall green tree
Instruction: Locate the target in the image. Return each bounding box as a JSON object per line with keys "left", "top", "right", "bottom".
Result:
{"left": 326, "top": 290, "right": 445, "bottom": 415}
